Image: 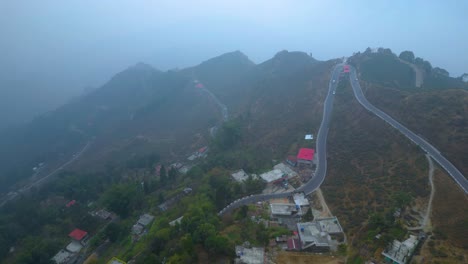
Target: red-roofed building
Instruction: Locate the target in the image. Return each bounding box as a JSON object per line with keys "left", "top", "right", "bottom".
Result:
{"left": 297, "top": 148, "right": 314, "bottom": 165}
{"left": 198, "top": 146, "right": 208, "bottom": 155}
{"left": 69, "top": 229, "right": 88, "bottom": 244}
{"left": 343, "top": 65, "right": 350, "bottom": 73}
{"left": 287, "top": 238, "right": 301, "bottom": 251}
{"left": 66, "top": 200, "right": 76, "bottom": 208}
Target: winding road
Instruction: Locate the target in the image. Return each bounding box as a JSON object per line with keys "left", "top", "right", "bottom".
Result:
{"left": 219, "top": 63, "right": 467, "bottom": 216}
{"left": 349, "top": 66, "right": 468, "bottom": 193}
{"left": 0, "top": 141, "right": 92, "bottom": 207}
{"left": 218, "top": 64, "right": 343, "bottom": 215}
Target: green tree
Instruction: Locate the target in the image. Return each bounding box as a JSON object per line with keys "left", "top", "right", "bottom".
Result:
{"left": 103, "top": 184, "right": 141, "bottom": 218}
{"left": 399, "top": 51, "right": 415, "bottom": 63}
{"left": 303, "top": 207, "right": 314, "bottom": 221}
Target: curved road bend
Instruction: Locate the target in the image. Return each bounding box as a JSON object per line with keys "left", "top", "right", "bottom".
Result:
{"left": 0, "top": 141, "right": 92, "bottom": 207}
{"left": 349, "top": 66, "right": 468, "bottom": 193}
{"left": 219, "top": 64, "right": 343, "bottom": 216}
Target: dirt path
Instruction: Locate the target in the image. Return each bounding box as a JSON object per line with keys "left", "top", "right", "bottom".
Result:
{"left": 422, "top": 154, "right": 435, "bottom": 231}
{"left": 316, "top": 188, "right": 332, "bottom": 217}
{"left": 399, "top": 59, "right": 423, "bottom": 87}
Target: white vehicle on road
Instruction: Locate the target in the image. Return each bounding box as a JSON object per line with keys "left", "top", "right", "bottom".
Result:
{"left": 332, "top": 91, "right": 336, "bottom": 95}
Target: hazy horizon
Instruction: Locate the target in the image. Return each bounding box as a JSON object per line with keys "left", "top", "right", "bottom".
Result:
{"left": 0, "top": 0, "right": 467, "bottom": 128}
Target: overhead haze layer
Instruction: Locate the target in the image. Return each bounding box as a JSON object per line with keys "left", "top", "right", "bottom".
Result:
{"left": 0, "top": 0, "right": 467, "bottom": 129}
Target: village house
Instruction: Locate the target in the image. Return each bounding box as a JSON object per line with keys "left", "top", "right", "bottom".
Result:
{"left": 131, "top": 213, "right": 155, "bottom": 240}
{"left": 296, "top": 217, "right": 344, "bottom": 252}
{"left": 235, "top": 245, "right": 265, "bottom": 264}
{"left": 297, "top": 148, "right": 315, "bottom": 165}
{"left": 382, "top": 235, "right": 419, "bottom": 264}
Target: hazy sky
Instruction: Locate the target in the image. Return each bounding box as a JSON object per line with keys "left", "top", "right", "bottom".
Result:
{"left": 1, "top": 0, "right": 467, "bottom": 98}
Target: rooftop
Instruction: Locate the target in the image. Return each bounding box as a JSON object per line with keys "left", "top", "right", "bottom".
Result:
{"left": 169, "top": 216, "right": 184, "bottom": 226}
{"left": 287, "top": 238, "right": 301, "bottom": 251}
{"left": 132, "top": 224, "right": 145, "bottom": 235}
{"left": 259, "top": 169, "right": 285, "bottom": 183}
{"left": 107, "top": 257, "right": 127, "bottom": 264}
{"left": 273, "top": 163, "right": 298, "bottom": 178}
{"left": 52, "top": 249, "right": 73, "bottom": 264}
{"left": 297, "top": 222, "right": 330, "bottom": 248}
{"left": 316, "top": 217, "right": 343, "bottom": 234}
{"left": 137, "top": 214, "right": 155, "bottom": 226}
{"left": 382, "top": 235, "right": 418, "bottom": 264}
{"left": 66, "top": 241, "right": 83, "bottom": 253}
{"left": 235, "top": 246, "right": 264, "bottom": 264}
{"left": 293, "top": 193, "right": 310, "bottom": 206}
{"left": 270, "top": 203, "right": 298, "bottom": 216}
{"left": 231, "top": 169, "right": 250, "bottom": 182}
{"left": 69, "top": 228, "right": 88, "bottom": 241}
{"left": 297, "top": 148, "right": 314, "bottom": 161}
{"left": 305, "top": 134, "right": 313, "bottom": 140}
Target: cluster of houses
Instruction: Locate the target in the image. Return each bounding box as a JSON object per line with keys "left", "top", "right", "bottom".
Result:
{"left": 187, "top": 146, "right": 208, "bottom": 161}
{"left": 52, "top": 228, "right": 89, "bottom": 264}
{"left": 235, "top": 191, "right": 346, "bottom": 263}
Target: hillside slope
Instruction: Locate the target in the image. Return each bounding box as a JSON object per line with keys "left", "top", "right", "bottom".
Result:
{"left": 350, "top": 49, "right": 468, "bottom": 179}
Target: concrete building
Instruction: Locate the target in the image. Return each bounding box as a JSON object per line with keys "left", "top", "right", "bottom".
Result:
{"left": 65, "top": 241, "right": 83, "bottom": 253}
{"left": 52, "top": 249, "right": 74, "bottom": 264}
{"left": 273, "top": 163, "right": 298, "bottom": 178}
{"left": 270, "top": 203, "right": 299, "bottom": 216}
{"left": 297, "top": 217, "right": 344, "bottom": 252}
{"left": 286, "top": 156, "right": 297, "bottom": 167}
{"left": 293, "top": 193, "right": 309, "bottom": 206}
{"left": 231, "top": 169, "right": 250, "bottom": 182}
{"left": 235, "top": 246, "right": 264, "bottom": 264}
{"left": 382, "top": 235, "right": 418, "bottom": 264}
{"left": 259, "top": 169, "right": 286, "bottom": 184}
{"left": 68, "top": 228, "right": 88, "bottom": 245}
{"left": 132, "top": 213, "right": 155, "bottom": 239}
{"left": 297, "top": 148, "right": 314, "bottom": 165}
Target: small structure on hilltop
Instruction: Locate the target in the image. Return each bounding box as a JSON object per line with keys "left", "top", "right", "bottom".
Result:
{"left": 297, "top": 148, "right": 314, "bottom": 165}
{"left": 235, "top": 245, "right": 265, "bottom": 264}
{"left": 305, "top": 134, "right": 314, "bottom": 140}
{"left": 382, "top": 235, "right": 419, "bottom": 264}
